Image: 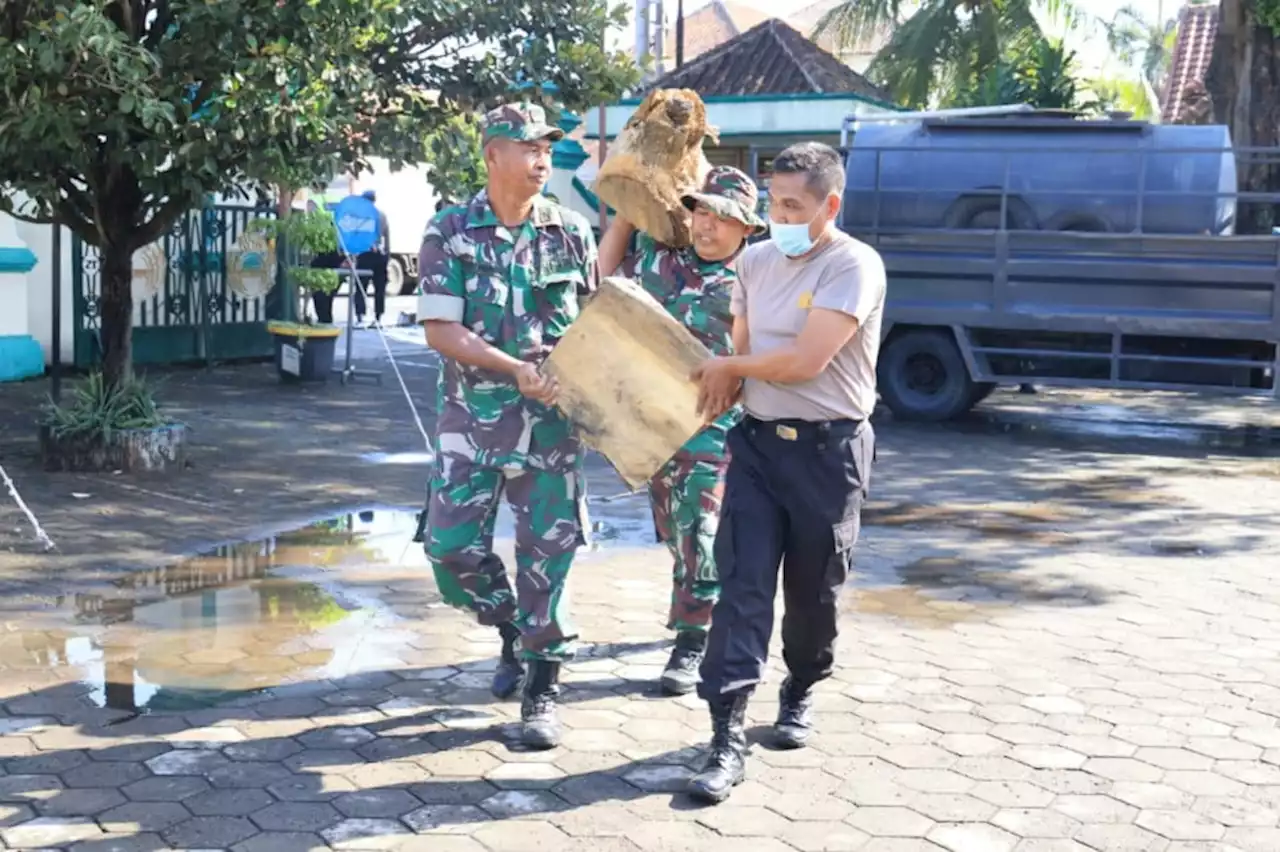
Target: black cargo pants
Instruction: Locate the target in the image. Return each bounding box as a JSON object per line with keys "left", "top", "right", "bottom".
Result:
{"left": 697, "top": 415, "right": 874, "bottom": 700}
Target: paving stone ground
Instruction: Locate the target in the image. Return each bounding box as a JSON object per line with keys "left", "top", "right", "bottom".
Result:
{"left": 3, "top": 357, "right": 1280, "bottom": 850}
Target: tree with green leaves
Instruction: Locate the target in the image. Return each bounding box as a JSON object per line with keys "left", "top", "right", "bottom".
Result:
{"left": 425, "top": 113, "right": 487, "bottom": 208}
{"left": 948, "top": 35, "right": 1098, "bottom": 112}
{"left": 1103, "top": 4, "right": 1178, "bottom": 90}
{"left": 811, "top": 0, "right": 1080, "bottom": 108}
{"left": 0, "top": 0, "right": 639, "bottom": 389}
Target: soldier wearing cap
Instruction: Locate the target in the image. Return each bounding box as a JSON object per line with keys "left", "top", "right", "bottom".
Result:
{"left": 598, "top": 166, "right": 766, "bottom": 697}
{"left": 417, "top": 102, "right": 597, "bottom": 749}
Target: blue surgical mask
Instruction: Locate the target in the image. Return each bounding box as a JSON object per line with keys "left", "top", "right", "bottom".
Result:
{"left": 769, "top": 216, "right": 817, "bottom": 257}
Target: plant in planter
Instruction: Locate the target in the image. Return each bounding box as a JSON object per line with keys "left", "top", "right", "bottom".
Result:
{"left": 251, "top": 209, "right": 344, "bottom": 384}
{"left": 40, "top": 372, "right": 186, "bottom": 473}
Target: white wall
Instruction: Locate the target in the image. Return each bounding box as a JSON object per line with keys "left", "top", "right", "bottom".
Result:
{"left": 12, "top": 216, "right": 76, "bottom": 365}
{"left": 0, "top": 215, "right": 32, "bottom": 341}
{"left": 547, "top": 169, "right": 608, "bottom": 229}
{"left": 586, "top": 97, "right": 897, "bottom": 140}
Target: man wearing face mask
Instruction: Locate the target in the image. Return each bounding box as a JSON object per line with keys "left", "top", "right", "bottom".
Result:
{"left": 598, "top": 166, "right": 766, "bottom": 698}
{"left": 685, "top": 142, "right": 886, "bottom": 804}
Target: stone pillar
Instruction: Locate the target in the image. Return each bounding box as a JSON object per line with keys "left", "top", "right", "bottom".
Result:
{"left": 0, "top": 214, "right": 43, "bottom": 382}
{"left": 547, "top": 110, "right": 608, "bottom": 226}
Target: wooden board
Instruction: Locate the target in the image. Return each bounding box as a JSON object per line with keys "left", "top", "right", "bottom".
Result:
{"left": 545, "top": 276, "right": 710, "bottom": 490}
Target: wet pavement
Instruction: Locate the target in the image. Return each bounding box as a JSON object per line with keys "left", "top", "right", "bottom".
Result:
{"left": 4, "top": 450, "right": 1280, "bottom": 850}
{"left": 5, "top": 361, "right": 1280, "bottom": 848}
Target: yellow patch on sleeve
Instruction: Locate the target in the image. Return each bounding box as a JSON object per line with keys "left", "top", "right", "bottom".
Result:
{"left": 797, "top": 291, "right": 813, "bottom": 309}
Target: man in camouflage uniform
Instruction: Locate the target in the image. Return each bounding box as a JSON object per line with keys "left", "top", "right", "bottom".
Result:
{"left": 598, "top": 166, "right": 765, "bottom": 695}
{"left": 417, "top": 102, "right": 597, "bottom": 749}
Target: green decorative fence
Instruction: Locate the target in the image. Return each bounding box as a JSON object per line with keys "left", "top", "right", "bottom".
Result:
{"left": 72, "top": 204, "right": 287, "bottom": 369}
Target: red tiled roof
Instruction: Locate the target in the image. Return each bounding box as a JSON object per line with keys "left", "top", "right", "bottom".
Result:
{"left": 663, "top": 1, "right": 774, "bottom": 65}
{"left": 642, "top": 18, "right": 889, "bottom": 100}
{"left": 1162, "top": 3, "right": 1219, "bottom": 124}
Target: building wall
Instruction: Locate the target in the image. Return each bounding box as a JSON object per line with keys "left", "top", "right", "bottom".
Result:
{"left": 0, "top": 210, "right": 61, "bottom": 380}
{"left": 14, "top": 218, "right": 76, "bottom": 366}
{"left": 586, "top": 95, "right": 897, "bottom": 142}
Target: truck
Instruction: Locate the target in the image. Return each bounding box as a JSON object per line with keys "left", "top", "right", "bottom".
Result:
{"left": 836, "top": 106, "right": 1280, "bottom": 421}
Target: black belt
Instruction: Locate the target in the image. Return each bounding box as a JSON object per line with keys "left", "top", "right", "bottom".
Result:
{"left": 742, "top": 415, "right": 863, "bottom": 442}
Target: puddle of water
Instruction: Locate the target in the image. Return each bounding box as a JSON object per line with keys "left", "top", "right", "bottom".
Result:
{"left": 1, "top": 510, "right": 427, "bottom": 713}
{"left": 851, "top": 586, "right": 994, "bottom": 629}
{"left": 1038, "top": 475, "right": 1181, "bottom": 508}
{"left": 848, "top": 556, "right": 1106, "bottom": 629}
{"left": 0, "top": 501, "right": 660, "bottom": 714}
{"left": 360, "top": 451, "right": 436, "bottom": 466}
{"left": 864, "top": 501, "right": 1079, "bottom": 545}
{"left": 1148, "top": 538, "right": 1215, "bottom": 556}
{"left": 940, "top": 406, "right": 1280, "bottom": 458}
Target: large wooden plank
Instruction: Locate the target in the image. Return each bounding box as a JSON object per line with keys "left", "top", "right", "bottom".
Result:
{"left": 545, "top": 276, "right": 710, "bottom": 490}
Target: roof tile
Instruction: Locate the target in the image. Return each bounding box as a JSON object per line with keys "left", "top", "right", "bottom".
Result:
{"left": 1162, "top": 3, "right": 1219, "bottom": 123}
{"left": 663, "top": 0, "right": 773, "bottom": 64}
{"left": 642, "top": 18, "right": 889, "bottom": 101}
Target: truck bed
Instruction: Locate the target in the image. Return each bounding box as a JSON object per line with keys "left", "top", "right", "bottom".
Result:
{"left": 859, "top": 228, "right": 1280, "bottom": 394}
{"left": 869, "top": 229, "right": 1280, "bottom": 339}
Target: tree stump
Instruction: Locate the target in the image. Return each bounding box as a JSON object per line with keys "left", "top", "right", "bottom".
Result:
{"left": 593, "top": 89, "right": 717, "bottom": 247}
{"left": 544, "top": 276, "right": 710, "bottom": 489}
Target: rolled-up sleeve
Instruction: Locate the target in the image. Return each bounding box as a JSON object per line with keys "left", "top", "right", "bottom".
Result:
{"left": 416, "top": 219, "right": 465, "bottom": 323}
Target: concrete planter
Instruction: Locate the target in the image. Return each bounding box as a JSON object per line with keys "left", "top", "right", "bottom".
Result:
{"left": 40, "top": 423, "right": 188, "bottom": 473}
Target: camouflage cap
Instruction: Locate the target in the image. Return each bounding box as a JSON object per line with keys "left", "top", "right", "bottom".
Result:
{"left": 681, "top": 166, "right": 766, "bottom": 234}
{"left": 481, "top": 102, "right": 565, "bottom": 145}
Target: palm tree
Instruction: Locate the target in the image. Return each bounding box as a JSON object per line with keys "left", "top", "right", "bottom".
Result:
{"left": 812, "top": 0, "right": 1080, "bottom": 108}
{"left": 951, "top": 35, "right": 1097, "bottom": 112}
{"left": 1103, "top": 4, "right": 1177, "bottom": 92}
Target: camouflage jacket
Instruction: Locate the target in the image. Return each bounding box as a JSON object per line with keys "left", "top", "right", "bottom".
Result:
{"left": 417, "top": 190, "right": 598, "bottom": 471}
{"left": 622, "top": 233, "right": 742, "bottom": 460}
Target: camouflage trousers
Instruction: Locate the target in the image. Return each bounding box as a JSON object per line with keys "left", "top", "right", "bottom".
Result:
{"left": 425, "top": 456, "right": 588, "bottom": 662}
{"left": 649, "top": 454, "right": 728, "bottom": 634}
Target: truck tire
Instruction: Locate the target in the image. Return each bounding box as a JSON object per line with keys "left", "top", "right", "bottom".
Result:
{"left": 388, "top": 256, "right": 410, "bottom": 296}
{"left": 943, "top": 194, "right": 1037, "bottom": 231}
{"left": 878, "top": 330, "right": 978, "bottom": 421}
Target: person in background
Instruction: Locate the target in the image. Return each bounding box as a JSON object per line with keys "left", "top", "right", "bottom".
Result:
{"left": 686, "top": 142, "right": 886, "bottom": 804}
{"left": 597, "top": 167, "right": 764, "bottom": 696}
{"left": 355, "top": 189, "right": 390, "bottom": 328}
{"left": 416, "top": 102, "right": 596, "bottom": 749}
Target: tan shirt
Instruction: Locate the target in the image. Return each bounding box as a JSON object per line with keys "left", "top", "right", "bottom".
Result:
{"left": 731, "top": 230, "right": 886, "bottom": 421}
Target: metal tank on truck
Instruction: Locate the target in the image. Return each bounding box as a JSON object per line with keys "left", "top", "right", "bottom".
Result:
{"left": 843, "top": 110, "right": 1237, "bottom": 236}
{"left": 836, "top": 106, "right": 1280, "bottom": 422}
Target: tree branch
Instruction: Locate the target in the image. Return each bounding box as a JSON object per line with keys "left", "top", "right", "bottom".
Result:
{"left": 144, "top": 0, "right": 173, "bottom": 48}
{"left": 128, "top": 193, "right": 197, "bottom": 252}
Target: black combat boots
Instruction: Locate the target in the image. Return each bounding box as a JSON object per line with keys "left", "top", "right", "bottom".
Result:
{"left": 687, "top": 694, "right": 748, "bottom": 804}
{"left": 660, "top": 631, "right": 706, "bottom": 696}
{"left": 774, "top": 676, "right": 815, "bottom": 749}
{"left": 520, "top": 660, "right": 563, "bottom": 750}
{"left": 490, "top": 622, "right": 525, "bottom": 700}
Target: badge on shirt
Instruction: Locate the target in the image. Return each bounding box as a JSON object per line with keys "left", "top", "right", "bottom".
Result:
{"left": 797, "top": 292, "right": 813, "bottom": 309}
